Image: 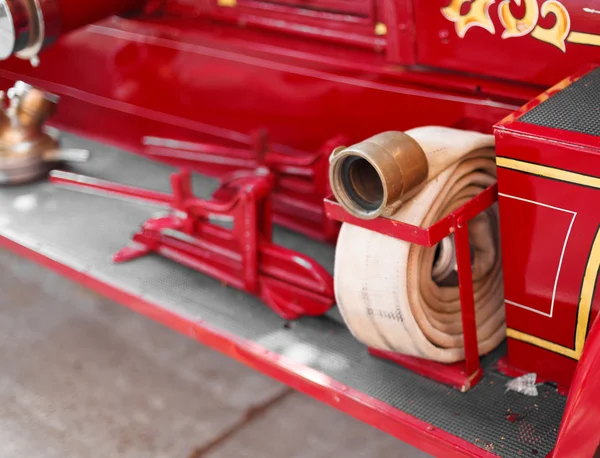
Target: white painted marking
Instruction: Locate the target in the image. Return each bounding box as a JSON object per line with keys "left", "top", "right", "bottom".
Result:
{"left": 583, "top": 7, "right": 600, "bottom": 15}
{"left": 505, "top": 300, "right": 552, "bottom": 318}
{"left": 550, "top": 212, "right": 576, "bottom": 316}
{"left": 499, "top": 193, "right": 577, "bottom": 318}
{"left": 498, "top": 193, "right": 576, "bottom": 214}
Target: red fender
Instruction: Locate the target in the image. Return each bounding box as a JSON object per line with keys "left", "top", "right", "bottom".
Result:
{"left": 552, "top": 316, "right": 600, "bottom": 457}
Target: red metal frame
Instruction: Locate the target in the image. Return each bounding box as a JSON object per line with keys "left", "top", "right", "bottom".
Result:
{"left": 141, "top": 131, "right": 345, "bottom": 243}
{"left": 49, "top": 168, "right": 335, "bottom": 320}
{"left": 324, "top": 183, "right": 499, "bottom": 391}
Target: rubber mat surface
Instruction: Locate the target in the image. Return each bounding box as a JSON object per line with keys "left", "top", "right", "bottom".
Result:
{"left": 519, "top": 67, "right": 600, "bottom": 136}
{"left": 0, "top": 134, "right": 566, "bottom": 457}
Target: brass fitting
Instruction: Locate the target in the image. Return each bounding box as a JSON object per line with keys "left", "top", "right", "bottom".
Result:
{"left": 0, "top": 81, "right": 88, "bottom": 185}
{"left": 329, "top": 131, "right": 429, "bottom": 219}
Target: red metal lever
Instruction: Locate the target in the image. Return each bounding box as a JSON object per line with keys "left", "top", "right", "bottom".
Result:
{"left": 50, "top": 169, "right": 334, "bottom": 320}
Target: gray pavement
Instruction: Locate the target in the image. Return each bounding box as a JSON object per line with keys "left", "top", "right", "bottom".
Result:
{"left": 0, "top": 249, "right": 429, "bottom": 457}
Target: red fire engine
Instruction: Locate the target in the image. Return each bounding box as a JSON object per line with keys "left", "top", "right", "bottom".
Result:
{"left": 0, "top": 0, "right": 598, "bottom": 456}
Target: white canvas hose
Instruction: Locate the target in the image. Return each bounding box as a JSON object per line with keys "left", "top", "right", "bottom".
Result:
{"left": 333, "top": 126, "right": 505, "bottom": 363}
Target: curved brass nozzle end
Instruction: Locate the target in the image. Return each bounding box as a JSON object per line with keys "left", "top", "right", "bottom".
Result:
{"left": 329, "top": 131, "right": 429, "bottom": 219}
{"left": 11, "top": 82, "right": 59, "bottom": 127}
{"left": 0, "top": 81, "right": 63, "bottom": 184}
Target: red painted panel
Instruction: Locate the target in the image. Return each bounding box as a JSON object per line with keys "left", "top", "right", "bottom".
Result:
{"left": 495, "top": 127, "right": 600, "bottom": 175}
{"left": 414, "top": 1, "right": 600, "bottom": 87}
{"left": 499, "top": 193, "right": 574, "bottom": 318}
{"left": 0, "top": 20, "right": 515, "bottom": 157}
{"left": 507, "top": 340, "right": 578, "bottom": 389}
{"left": 498, "top": 167, "right": 599, "bottom": 349}
{"left": 57, "top": 0, "right": 147, "bottom": 34}
{"left": 0, "top": 17, "right": 519, "bottom": 241}
{"left": 253, "top": 0, "right": 374, "bottom": 17}
{"left": 495, "top": 68, "right": 600, "bottom": 387}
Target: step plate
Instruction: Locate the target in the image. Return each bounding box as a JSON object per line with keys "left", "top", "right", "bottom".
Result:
{"left": 0, "top": 133, "right": 566, "bottom": 458}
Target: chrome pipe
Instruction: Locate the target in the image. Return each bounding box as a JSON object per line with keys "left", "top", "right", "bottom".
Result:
{"left": 0, "top": 0, "right": 59, "bottom": 63}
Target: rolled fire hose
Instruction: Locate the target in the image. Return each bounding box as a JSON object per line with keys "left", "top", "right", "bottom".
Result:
{"left": 330, "top": 126, "right": 505, "bottom": 363}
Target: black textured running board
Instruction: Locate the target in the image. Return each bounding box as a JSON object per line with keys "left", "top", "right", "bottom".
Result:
{"left": 0, "top": 133, "right": 566, "bottom": 458}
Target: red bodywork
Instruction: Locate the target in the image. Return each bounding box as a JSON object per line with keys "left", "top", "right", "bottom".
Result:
{"left": 495, "top": 67, "right": 600, "bottom": 390}
{"left": 1, "top": 0, "right": 599, "bottom": 456}
{"left": 0, "top": 23, "right": 516, "bottom": 238}
{"left": 413, "top": 1, "right": 600, "bottom": 86}
{"left": 55, "top": 0, "right": 148, "bottom": 34}
{"left": 552, "top": 310, "right": 600, "bottom": 458}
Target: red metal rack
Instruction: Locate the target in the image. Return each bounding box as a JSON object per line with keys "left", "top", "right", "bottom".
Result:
{"left": 50, "top": 168, "right": 335, "bottom": 320}
{"left": 140, "top": 132, "right": 345, "bottom": 244}
{"left": 324, "top": 183, "right": 499, "bottom": 391}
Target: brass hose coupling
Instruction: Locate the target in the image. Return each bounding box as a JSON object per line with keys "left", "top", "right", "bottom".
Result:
{"left": 329, "top": 131, "right": 429, "bottom": 219}
{"left": 0, "top": 80, "right": 89, "bottom": 185}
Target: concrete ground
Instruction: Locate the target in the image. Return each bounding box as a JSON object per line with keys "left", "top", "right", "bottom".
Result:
{"left": 0, "top": 249, "right": 429, "bottom": 458}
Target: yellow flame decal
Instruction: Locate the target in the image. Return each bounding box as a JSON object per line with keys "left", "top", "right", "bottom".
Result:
{"left": 441, "top": 0, "right": 469, "bottom": 21}
{"left": 531, "top": 0, "right": 571, "bottom": 52}
{"left": 499, "top": 0, "right": 539, "bottom": 38}
{"left": 441, "top": 0, "right": 496, "bottom": 38}
{"left": 442, "top": 0, "right": 578, "bottom": 51}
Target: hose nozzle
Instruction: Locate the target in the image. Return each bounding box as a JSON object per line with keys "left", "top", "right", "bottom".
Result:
{"left": 329, "top": 131, "right": 429, "bottom": 219}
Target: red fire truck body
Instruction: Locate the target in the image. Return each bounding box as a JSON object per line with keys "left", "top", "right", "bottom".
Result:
{"left": 0, "top": 0, "right": 599, "bottom": 456}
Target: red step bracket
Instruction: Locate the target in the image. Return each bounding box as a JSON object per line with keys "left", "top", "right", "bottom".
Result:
{"left": 50, "top": 168, "right": 335, "bottom": 320}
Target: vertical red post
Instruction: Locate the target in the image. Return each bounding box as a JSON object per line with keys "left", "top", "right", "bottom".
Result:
{"left": 454, "top": 214, "right": 481, "bottom": 377}
{"left": 171, "top": 170, "right": 196, "bottom": 234}
{"left": 260, "top": 191, "right": 273, "bottom": 243}
{"left": 239, "top": 193, "right": 260, "bottom": 294}
{"left": 170, "top": 171, "right": 187, "bottom": 209}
